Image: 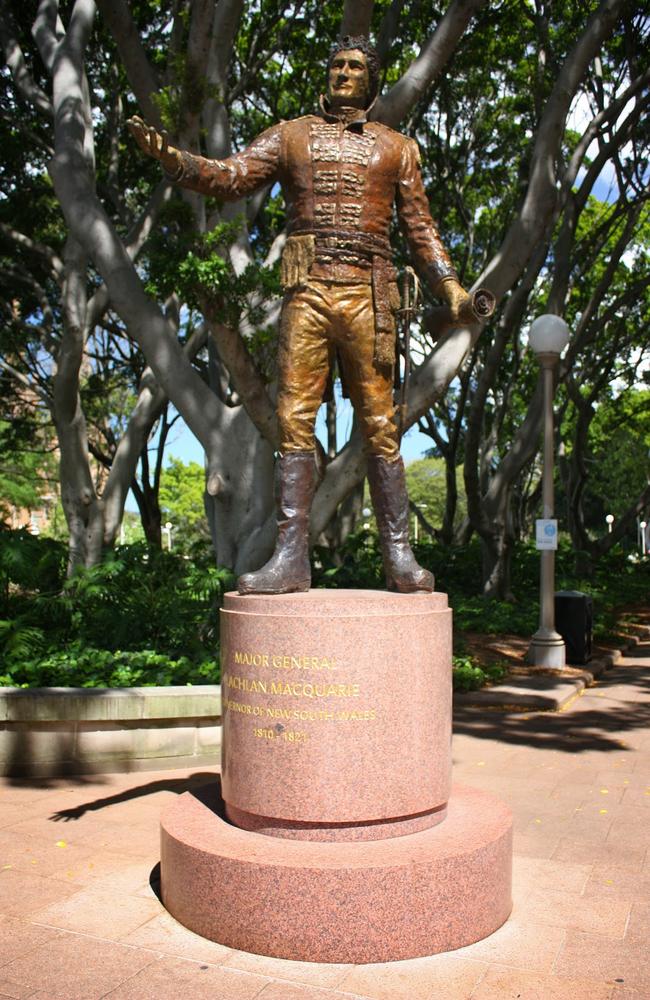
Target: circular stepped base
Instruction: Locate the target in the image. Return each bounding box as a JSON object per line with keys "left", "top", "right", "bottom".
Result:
{"left": 160, "top": 780, "right": 512, "bottom": 963}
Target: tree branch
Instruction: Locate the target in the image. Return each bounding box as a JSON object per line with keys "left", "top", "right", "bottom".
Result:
{"left": 373, "top": 0, "right": 486, "bottom": 128}
{"left": 202, "top": 301, "right": 280, "bottom": 449}
{"left": 478, "top": 0, "right": 626, "bottom": 299}
{"left": 95, "top": 0, "right": 162, "bottom": 129}
{"left": 340, "top": 0, "right": 375, "bottom": 38}
{"left": 85, "top": 178, "right": 173, "bottom": 331}
{"left": 0, "top": 0, "right": 53, "bottom": 116}
{"left": 0, "top": 223, "right": 64, "bottom": 280}
{"left": 0, "top": 358, "right": 52, "bottom": 406}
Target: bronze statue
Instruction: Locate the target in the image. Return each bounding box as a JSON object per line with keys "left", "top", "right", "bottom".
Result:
{"left": 128, "top": 36, "right": 474, "bottom": 596}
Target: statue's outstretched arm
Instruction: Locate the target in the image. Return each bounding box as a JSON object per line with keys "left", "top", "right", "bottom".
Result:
{"left": 127, "top": 115, "right": 282, "bottom": 202}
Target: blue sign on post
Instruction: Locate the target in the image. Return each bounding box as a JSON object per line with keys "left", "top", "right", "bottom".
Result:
{"left": 536, "top": 518, "right": 558, "bottom": 550}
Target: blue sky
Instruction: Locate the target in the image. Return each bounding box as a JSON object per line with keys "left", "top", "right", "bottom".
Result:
{"left": 163, "top": 390, "right": 432, "bottom": 469}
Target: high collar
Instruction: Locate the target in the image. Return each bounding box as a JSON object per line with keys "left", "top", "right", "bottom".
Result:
{"left": 318, "top": 94, "right": 376, "bottom": 128}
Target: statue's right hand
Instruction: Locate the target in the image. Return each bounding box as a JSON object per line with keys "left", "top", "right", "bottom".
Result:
{"left": 126, "top": 116, "right": 182, "bottom": 175}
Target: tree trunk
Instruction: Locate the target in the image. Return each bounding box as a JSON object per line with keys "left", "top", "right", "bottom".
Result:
{"left": 54, "top": 236, "right": 105, "bottom": 573}
{"left": 481, "top": 529, "right": 514, "bottom": 601}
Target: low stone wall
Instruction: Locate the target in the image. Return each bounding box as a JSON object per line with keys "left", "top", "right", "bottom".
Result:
{"left": 0, "top": 686, "right": 222, "bottom": 778}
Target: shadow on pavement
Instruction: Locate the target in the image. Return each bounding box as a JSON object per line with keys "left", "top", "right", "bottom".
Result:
{"left": 454, "top": 659, "right": 650, "bottom": 753}
{"left": 48, "top": 770, "right": 218, "bottom": 821}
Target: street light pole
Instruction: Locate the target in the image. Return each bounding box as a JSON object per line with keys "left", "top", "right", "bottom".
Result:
{"left": 527, "top": 315, "right": 570, "bottom": 669}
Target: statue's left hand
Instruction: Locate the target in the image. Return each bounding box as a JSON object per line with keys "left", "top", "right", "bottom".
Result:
{"left": 437, "top": 277, "right": 473, "bottom": 324}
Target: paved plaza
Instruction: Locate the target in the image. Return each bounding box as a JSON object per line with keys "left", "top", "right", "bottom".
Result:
{"left": 1, "top": 638, "right": 649, "bottom": 1000}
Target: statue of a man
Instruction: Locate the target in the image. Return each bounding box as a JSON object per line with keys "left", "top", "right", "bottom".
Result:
{"left": 129, "top": 36, "right": 471, "bottom": 595}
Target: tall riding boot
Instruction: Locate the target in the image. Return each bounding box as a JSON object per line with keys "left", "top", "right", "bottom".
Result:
{"left": 366, "top": 454, "right": 434, "bottom": 593}
{"left": 237, "top": 452, "right": 315, "bottom": 595}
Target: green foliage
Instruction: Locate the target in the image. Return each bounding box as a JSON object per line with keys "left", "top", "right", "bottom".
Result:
{"left": 0, "top": 529, "right": 233, "bottom": 688}
{"left": 405, "top": 457, "right": 467, "bottom": 530}
{"left": 0, "top": 648, "right": 218, "bottom": 690}
{"left": 582, "top": 389, "right": 650, "bottom": 529}
{"left": 159, "top": 458, "right": 209, "bottom": 552}
{"left": 314, "top": 529, "right": 650, "bottom": 646}
{"left": 313, "top": 531, "right": 384, "bottom": 590}
{"left": 0, "top": 419, "right": 57, "bottom": 520}
{"left": 452, "top": 656, "right": 508, "bottom": 692}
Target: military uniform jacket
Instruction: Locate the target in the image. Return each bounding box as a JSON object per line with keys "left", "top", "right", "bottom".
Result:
{"left": 172, "top": 102, "right": 457, "bottom": 292}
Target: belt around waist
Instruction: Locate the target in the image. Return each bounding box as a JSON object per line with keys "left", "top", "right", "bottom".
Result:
{"left": 290, "top": 228, "right": 393, "bottom": 260}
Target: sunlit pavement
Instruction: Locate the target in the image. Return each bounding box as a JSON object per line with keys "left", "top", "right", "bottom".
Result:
{"left": 1, "top": 641, "right": 649, "bottom": 1000}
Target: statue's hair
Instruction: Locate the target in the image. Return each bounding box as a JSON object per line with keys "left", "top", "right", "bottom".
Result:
{"left": 327, "top": 35, "right": 381, "bottom": 103}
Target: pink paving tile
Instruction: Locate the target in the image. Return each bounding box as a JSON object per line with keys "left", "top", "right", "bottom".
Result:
{"left": 337, "top": 955, "right": 487, "bottom": 1000}
{"left": 0, "top": 805, "right": 46, "bottom": 830}
{"left": 552, "top": 838, "right": 647, "bottom": 869}
{"left": 0, "top": 817, "right": 92, "bottom": 848}
{"left": 98, "top": 956, "right": 271, "bottom": 999}
{"left": 221, "top": 949, "right": 352, "bottom": 988}
{"left": 554, "top": 929, "right": 650, "bottom": 994}
{"left": 66, "top": 850, "right": 145, "bottom": 885}
{"left": 82, "top": 859, "right": 159, "bottom": 898}
{"left": 0, "top": 831, "right": 94, "bottom": 880}
{"left": 512, "top": 888, "right": 630, "bottom": 937}
{"left": 0, "top": 916, "right": 64, "bottom": 966}
{"left": 582, "top": 866, "right": 650, "bottom": 904}
{"left": 595, "top": 767, "right": 647, "bottom": 785}
{"left": 512, "top": 856, "right": 592, "bottom": 894}
{"left": 511, "top": 800, "right": 579, "bottom": 823}
{"left": 1, "top": 932, "right": 158, "bottom": 1000}
{"left": 0, "top": 782, "right": 64, "bottom": 805}
{"left": 621, "top": 787, "right": 650, "bottom": 808}
{"left": 520, "top": 815, "right": 602, "bottom": 843}
{"left": 119, "top": 912, "right": 234, "bottom": 965}
{"left": 513, "top": 830, "right": 561, "bottom": 859}
{"left": 453, "top": 918, "right": 565, "bottom": 973}
{"left": 470, "top": 965, "right": 614, "bottom": 999}
{"left": 255, "top": 984, "right": 364, "bottom": 1000}
{"left": 0, "top": 870, "right": 80, "bottom": 919}
{"left": 607, "top": 815, "right": 650, "bottom": 848}
{"left": 624, "top": 901, "right": 650, "bottom": 945}
{"left": 548, "top": 781, "right": 624, "bottom": 804}
{"left": 0, "top": 978, "right": 37, "bottom": 999}
{"left": 30, "top": 884, "right": 161, "bottom": 939}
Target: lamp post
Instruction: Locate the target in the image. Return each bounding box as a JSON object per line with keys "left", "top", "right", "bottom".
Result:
{"left": 164, "top": 521, "right": 173, "bottom": 551}
{"left": 413, "top": 503, "right": 428, "bottom": 544}
{"left": 605, "top": 513, "right": 614, "bottom": 534}
{"left": 527, "top": 314, "right": 570, "bottom": 669}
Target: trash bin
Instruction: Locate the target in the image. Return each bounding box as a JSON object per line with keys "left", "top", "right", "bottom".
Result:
{"left": 554, "top": 590, "right": 593, "bottom": 664}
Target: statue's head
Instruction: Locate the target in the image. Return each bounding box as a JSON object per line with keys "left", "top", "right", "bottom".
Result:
{"left": 327, "top": 35, "right": 380, "bottom": 109}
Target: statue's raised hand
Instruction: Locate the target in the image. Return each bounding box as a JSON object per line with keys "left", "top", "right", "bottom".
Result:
{"left": 126, "top": 116, "right": 182, "bottom": 176}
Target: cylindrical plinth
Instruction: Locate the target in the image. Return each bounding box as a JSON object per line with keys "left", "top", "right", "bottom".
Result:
{"left": 160, "top": 780, "right": 513, "bottom": 963}
{"left": 220, "top": 590, "right": 452, "bottom": 840}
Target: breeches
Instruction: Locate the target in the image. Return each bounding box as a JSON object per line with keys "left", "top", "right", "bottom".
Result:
{"left": 277, "top": 280, "right": 399, "bottom": 460}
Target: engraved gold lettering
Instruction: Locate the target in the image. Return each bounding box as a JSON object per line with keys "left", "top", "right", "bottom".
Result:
{"left": 233, "top": 651, "right": 269, "bottom": 667}
{"left": 226, "top": 675, "right": 268, "bottom": 694}
{"left": 223, "top": 697, "right": 263, "bottom": 716}
{"left": 267, "top": 680, "right": 359, "bottom": 698}
{"left": 233, "top": 651, "right": 336, "bottom": 670}
{"left": 336, "top": 708, "right": 377, "bottom": 721}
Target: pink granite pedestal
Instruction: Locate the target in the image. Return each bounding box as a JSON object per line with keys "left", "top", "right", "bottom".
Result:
{"left": 160, "top": 590, "right": 512, "bottom": 962}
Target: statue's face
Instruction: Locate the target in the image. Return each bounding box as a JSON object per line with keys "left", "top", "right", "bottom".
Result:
{"left": 328, "top": 49, "right": 369, "bottom": 106}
